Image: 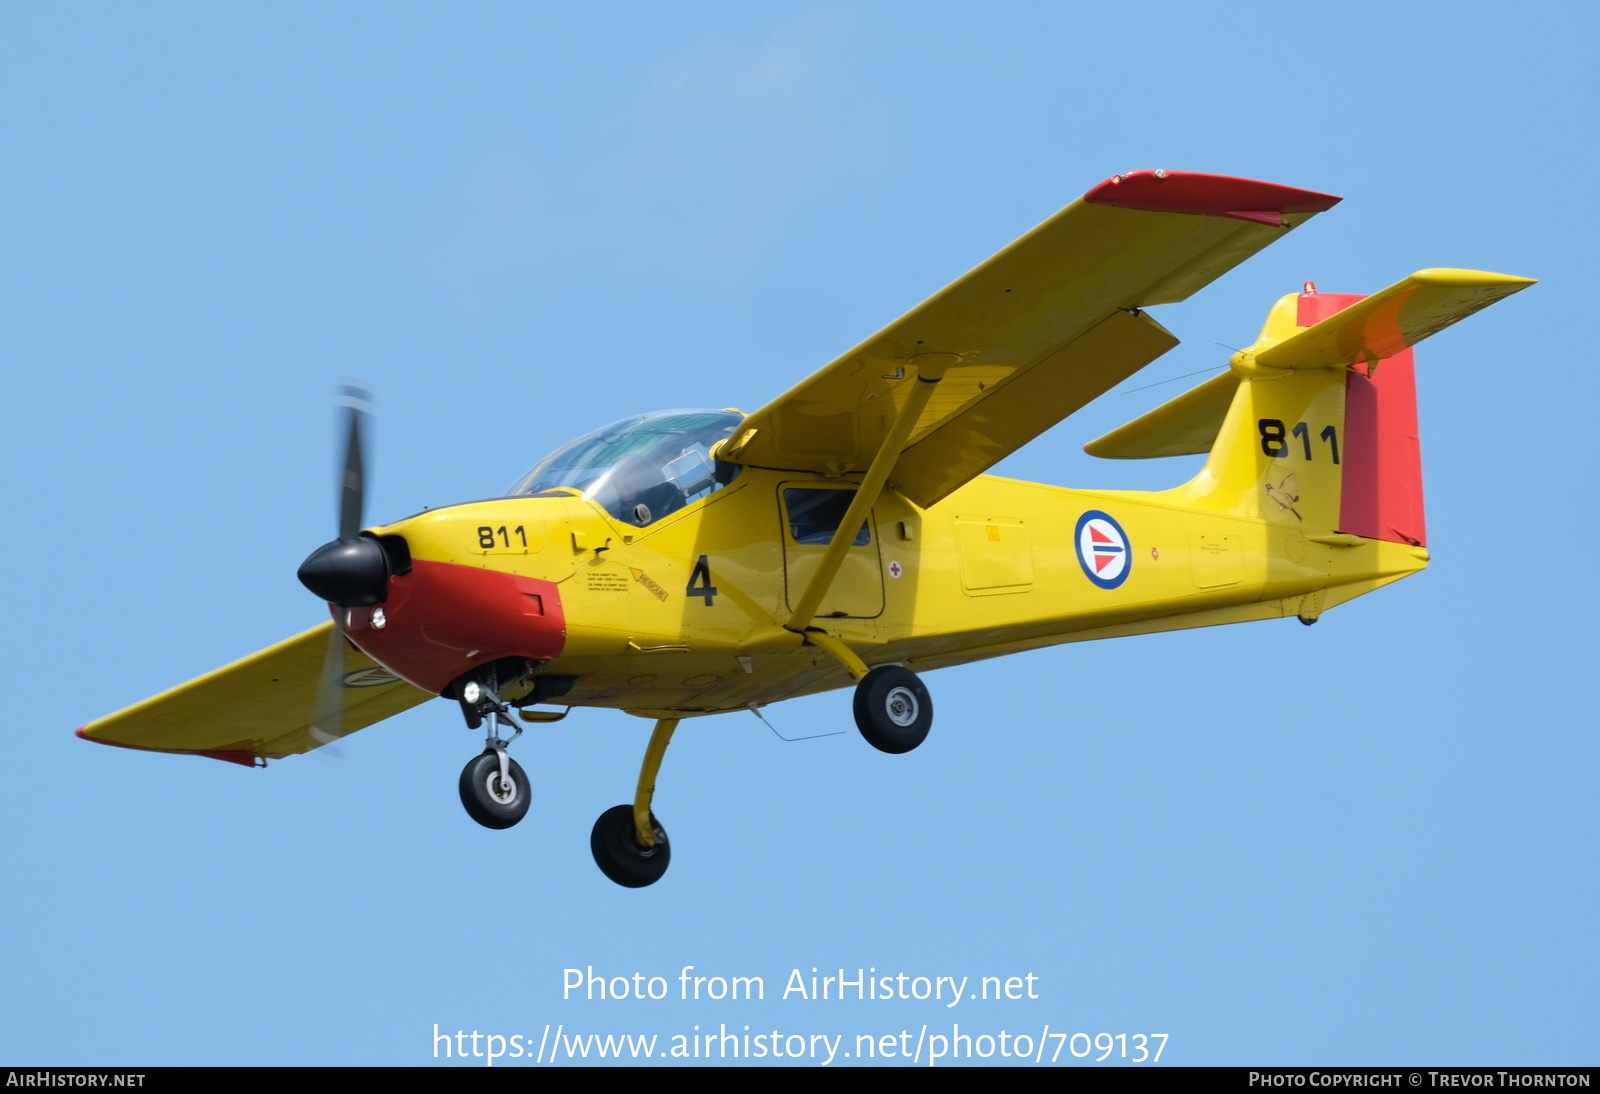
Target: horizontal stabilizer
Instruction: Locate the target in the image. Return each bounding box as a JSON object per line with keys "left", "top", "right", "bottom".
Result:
{"left": 1255, "top": 269, "right": 1535, "bottom": 370}
{"left": 1084, "top": 370, "right": 1239, "bottom": 459}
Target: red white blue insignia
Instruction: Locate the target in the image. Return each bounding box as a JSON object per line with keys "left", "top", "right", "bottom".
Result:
{"left": 1075, "top": 510, "right": 1131, "bottom": 589}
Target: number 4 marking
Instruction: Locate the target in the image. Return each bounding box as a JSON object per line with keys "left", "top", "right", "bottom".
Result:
{"left": 686, "top": 555, "right": 718, "bottom": 606}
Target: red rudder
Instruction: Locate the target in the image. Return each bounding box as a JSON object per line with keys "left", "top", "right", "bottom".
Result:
{"left": 1296, "top": 290, "right": 1426, "bottom": 547}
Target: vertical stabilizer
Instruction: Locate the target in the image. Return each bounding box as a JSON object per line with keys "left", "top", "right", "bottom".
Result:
{"left": 1157, "top": 289, "right": 1352, "bottom": 531}
{"left": 1088, "top": 270, "right": 1533, "bottom": 547}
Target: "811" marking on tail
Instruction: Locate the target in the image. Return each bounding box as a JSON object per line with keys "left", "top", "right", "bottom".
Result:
{"left": 1258, "top": 419, "right": 1339, "bottom": 463}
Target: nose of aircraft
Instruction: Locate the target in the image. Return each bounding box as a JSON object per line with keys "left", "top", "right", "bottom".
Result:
{"left": 297, "top": 385, "right": 567, "bottom": 696}
{"left": 297, "top": 536, "right": 390, "bottom": 606}
{"left": 338, "top": 554, "right": 567, "bottom": 694}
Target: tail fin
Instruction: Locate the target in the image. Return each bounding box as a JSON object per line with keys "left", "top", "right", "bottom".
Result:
{"left": 1087, "top": 270, "right": 1534, "bottom": 543}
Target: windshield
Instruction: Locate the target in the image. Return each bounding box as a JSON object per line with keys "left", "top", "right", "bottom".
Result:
{"left": 507, "top": 409, "right": 743, "bottom": 527}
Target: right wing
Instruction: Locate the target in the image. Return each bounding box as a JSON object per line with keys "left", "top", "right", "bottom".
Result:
{"left": 722, "top": 170, "right": 1341, "bottom": 508}
{"left": 76, "top": 622, "right": 433, "bottom": 765}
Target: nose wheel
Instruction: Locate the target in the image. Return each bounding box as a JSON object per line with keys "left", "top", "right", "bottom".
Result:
{"left": 453, "top": 669, "right": 532, "bottom": 830}
{"left": 459, "top": 749, "right": 530, "bottom": 829}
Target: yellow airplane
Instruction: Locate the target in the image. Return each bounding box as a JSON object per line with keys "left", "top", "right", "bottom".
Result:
{"left": 76, "top": 170, "right": 1533, "bottom": 887}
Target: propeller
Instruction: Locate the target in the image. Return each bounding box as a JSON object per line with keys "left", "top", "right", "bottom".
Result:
{"left": 310, "top": 612, "right": 351, "bottom": 750}
{"left": 297, "top": 385, "right": 387, "bottom": 607}
{"left": 299, "top": 383, "right": 383, "bottom": 748}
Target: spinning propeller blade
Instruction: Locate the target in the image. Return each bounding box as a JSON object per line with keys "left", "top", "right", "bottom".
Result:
{"left": 337, "top": 383, "right": 369, "bottom": 542}
{"left": 304, "top": 381, "right": 376, "bottom": 752}
{"left": 309, "top": 615, "right": 350, "bottom": 749}
{"left": 297, "top": 382, "right": 388, "bottom": 607}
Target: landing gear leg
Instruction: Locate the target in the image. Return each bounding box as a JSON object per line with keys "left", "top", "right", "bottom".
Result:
{"left": 804, "top": 630, "right": 934, "bottom": 754}
{"left": 455, "top": 670, "right": 530, "bottom": 830}
{"left": 590, "top": 717, "right": 677, "bottom": 888}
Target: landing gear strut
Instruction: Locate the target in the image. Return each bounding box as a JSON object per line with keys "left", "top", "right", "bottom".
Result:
{"left": 803, "top": 630, "right": 934, "bottom": 754}
{"left": 454, "top": 667, "right": 530, "bottom": 830}
{"left": 591, "top": 717, "right": 677, "bottom": 888}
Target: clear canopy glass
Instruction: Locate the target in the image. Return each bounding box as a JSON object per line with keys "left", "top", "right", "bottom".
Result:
{"left": 507, "top": 409, "right": 743, "bottom": 527}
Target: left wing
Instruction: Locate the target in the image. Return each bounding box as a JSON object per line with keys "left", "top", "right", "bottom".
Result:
{"left": 76, "top": 622, "right": 432, "bottom": 765}
{"left": 722, "top": 170, "right": 1341, "bottom": 508}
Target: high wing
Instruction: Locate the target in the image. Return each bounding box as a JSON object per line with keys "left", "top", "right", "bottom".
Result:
{"left": 720, "top": 170, "right": 1341, "bottom": 508}
{"left": 76, "top": 622, "right": 432, "bottom": 766}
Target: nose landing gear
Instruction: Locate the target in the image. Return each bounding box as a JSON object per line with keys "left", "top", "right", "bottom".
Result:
{"left": 453, "top": 668, "right": 531, "bottom": 830}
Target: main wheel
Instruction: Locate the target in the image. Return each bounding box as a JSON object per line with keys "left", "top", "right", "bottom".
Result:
{"left": 458, "top": 750, "right": 531, "bottom": 830}
{"left": 590, "top": 804, "right": 671, "bottom": 888}
{"left": 852, "top": 665, "right": 932, "bottom": 754}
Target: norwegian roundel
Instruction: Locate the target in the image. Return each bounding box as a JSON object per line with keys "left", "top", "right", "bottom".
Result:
{"left": 1074, "top": 510, "right": 1131, "bottom": 589}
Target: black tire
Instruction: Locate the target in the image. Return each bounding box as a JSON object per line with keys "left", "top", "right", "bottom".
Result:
{"left": 852, "top": 665, "right": 932, "bottom": 754}
{"left": 590, "top": 804, "right": 670, "bottom": 888}
{"left": 458, "top": 750, "right": 531, "bottom": 830}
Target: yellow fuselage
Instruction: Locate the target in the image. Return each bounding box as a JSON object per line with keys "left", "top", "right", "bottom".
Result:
{"left": 375, "top": 458, "right": 1426, "bottom": 720}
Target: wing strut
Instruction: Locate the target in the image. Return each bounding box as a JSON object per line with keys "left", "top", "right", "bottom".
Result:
{"left": 786, "top": 361, "right": 949, "bottom": 635}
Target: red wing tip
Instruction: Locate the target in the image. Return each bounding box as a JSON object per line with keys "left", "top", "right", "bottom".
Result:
{"left": 1086, "top": 170, "right": 1342, "bottom": 222}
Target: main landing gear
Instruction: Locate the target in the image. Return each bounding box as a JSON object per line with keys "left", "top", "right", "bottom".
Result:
{"left": 584, "top": 642, "right": 932, "bottom": 889}
{"left": 447, "top": 635, "right": 929, "bottom": 889}
{"left": 852, "top": 665, "right": 933, "bottom": 754}
{"left": 804, "top": 630, "right": 934, "bottom": 755}
{"left": 591, "top": 717, "right": 677, "bottom": 888}
{"left": 447, "top": 660, "right": 677, "bottom": 889}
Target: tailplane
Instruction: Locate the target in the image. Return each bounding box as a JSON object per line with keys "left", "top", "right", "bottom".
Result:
{"left": 1086, "top": 270, "right": 1534, "bottom": 544}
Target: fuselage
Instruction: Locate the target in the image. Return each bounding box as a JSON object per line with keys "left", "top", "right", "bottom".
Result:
{"left": 344, "top": 455, "right": 1428, "bottom": 719}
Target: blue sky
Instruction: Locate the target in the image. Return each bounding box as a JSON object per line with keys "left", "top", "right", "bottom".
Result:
{"left": 2, "top": 1, "right": 1593, "bottom": 1067}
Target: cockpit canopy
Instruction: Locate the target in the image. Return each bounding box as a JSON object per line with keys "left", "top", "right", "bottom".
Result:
{"left": 507, "top": 409, "right": 743, "bottom": 527}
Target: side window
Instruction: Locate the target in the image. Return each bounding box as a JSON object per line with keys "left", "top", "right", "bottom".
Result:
{"left": 663, "top": 447, "right": 715, "bottom": 496}
{"left": 784, "top": 488, "right": 870, "bottom": 546}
